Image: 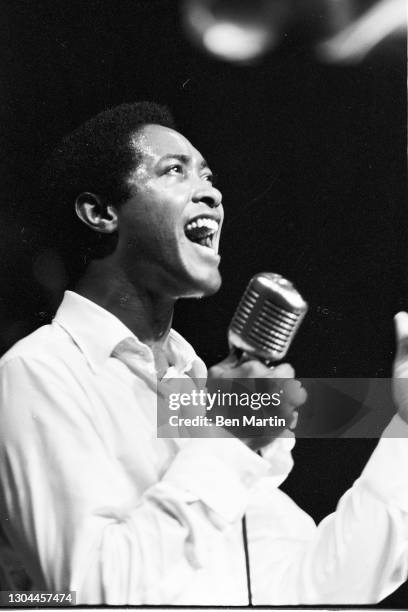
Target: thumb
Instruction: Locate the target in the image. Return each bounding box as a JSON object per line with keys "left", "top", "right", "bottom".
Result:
{"left": 394, "top": 312, "right": 408, "bottom": 363}
{"left": 222, "top": 350, "right": 243, "bottom": 367}
{"left": 208, "top": 351, "right": 241, "bottom": 376}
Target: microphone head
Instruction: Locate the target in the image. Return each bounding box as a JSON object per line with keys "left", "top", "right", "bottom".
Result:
{"left": 228, "top": 273, "right": 308, "bottom": 362}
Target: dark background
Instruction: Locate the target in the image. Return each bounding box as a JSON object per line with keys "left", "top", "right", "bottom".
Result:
{"left": 0, "top": 0, "right": 407, "bottom": 606}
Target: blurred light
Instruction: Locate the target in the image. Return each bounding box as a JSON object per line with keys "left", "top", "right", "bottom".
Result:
{"left": 317, "top": 0, "right": 407, "bottom": 63}
{"left": 181, "top": 0, "right": 406, "bottom": 65}
{"left": 203, "top": 21, "right": 274, "bottom": 61}
{"left": 324, "top": 0, "right": 356, "bottom": 33}
{"left": 182, "top": 0, "right": 291, "bottom": 63}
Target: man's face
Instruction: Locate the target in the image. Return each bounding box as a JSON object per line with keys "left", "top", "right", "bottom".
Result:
{"left": 115, "top": 124, "right": 224, "bottom": 298}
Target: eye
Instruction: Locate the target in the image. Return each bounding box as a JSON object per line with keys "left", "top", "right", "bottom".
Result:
{"left": 166, "top": 164, "right": 184, "bottom": 176}
{"left": 202, "top": 173, "right": 217, "bottom": 185}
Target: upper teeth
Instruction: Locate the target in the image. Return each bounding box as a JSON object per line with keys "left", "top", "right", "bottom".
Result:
{"left": 185, "top": 218, "right": 219, "bottom": 232}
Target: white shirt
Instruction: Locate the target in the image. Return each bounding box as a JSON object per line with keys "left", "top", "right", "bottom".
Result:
{"left": 0, "top": 290, "right": 407, "bottom": 605}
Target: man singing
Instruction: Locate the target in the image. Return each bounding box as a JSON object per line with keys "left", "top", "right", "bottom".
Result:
{"left": 0, "top": 102, "right": 407, "bottom": 605}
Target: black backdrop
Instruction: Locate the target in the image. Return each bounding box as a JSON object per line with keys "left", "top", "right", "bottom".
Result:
{"left": 0, "top": 0, "right": 407, "bottom": 606}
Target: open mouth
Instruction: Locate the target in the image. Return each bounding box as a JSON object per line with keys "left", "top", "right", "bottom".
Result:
{"left": 184, "top": 216, "right": 219, "bottom": 252}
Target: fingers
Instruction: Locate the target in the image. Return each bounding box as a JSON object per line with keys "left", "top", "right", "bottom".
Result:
{"left": 238, "top": 360, "right": 296, "bottom": 379}
{"left": 289, "top": 411, "right": 299, "bottom": 429}
{"left": 282, "top": 379, "right": 308, "bottom": 407}
{"left": 238, "top": 359, "right": 270, "bottom": 377}
{"left": 208, "top": 352, "right": 239, "bottom": 377}
{"left": 393, "top": 312, "right": 408, "bottom": 422}
{"left": 394, "top": 312, "right": 408, "bottom": 363}
{"left": 394, "top": 311, "right": 408, "bottom": 339}
{"left": 267, "top": 363, "right": 295, "bottom": 379}
{"left": 209, "top": 356, "right": 297, "bottom": 380}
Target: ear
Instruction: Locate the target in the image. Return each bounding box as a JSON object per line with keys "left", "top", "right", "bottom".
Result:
{"left": 75, "top": 192, "right": 118, "bottom": 233}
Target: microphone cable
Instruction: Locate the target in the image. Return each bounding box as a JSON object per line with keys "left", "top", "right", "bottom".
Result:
{"left": 242, "top": 514, "right": 253, "bottom": 606}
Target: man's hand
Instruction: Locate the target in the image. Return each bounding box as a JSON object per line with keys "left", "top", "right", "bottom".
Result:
{"left": 393, "top": 311, "right": 408, "bottom": 424}
{"left": 207, "top": 353, "right": 307, "bottom": 451}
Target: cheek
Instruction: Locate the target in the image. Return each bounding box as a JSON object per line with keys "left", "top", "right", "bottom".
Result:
{"left": 118, "top": 187, "right": 188, "bottom": 252}
{"left": 120, "top": 210, "right": 181, "bottom": 258}
{"left": 119, "top": 194, "right": 158, "bottom": 235}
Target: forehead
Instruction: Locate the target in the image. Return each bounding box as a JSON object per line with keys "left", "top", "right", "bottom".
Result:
{"left": 131, "top": 124, "right": 204, "bottom": 166}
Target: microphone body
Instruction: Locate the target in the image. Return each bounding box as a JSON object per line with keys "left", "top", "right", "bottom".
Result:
{"left": 228, "top": 273, "right": 308, "bottom": 363}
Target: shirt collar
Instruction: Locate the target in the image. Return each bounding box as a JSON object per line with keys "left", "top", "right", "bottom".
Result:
{"left": 53, "top": 291, "right": 205, "bottom": 376}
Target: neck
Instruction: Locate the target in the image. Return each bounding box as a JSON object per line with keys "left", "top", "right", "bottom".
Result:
{"left": 74, "top": 259, "right": 175, "bottom": 349}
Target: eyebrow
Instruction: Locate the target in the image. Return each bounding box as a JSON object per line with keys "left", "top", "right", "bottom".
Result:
{"left": 159, "top": 153, "right": 210, "bottom": 169}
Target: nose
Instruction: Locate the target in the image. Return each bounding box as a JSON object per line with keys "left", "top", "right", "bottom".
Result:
{"left": 192, "top": 182, "right": 223, "bottom": 208}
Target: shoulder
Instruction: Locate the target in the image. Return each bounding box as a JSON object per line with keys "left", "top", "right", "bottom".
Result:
{"left": 0, "top": 321, "right": 86, "bottom": 384}
{"left": 0, "top": 322, "right": 93, "bottom": 435}
{"left": 1, "top": 322, "right": 63, "bottom": 362}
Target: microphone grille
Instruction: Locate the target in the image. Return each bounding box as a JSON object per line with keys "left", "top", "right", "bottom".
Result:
{"left": 228, "top": 273, "right": 308, "bottom": 362}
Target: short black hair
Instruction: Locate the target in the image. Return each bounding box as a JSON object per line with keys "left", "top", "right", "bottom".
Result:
{"left": 39, "top": 101, "right": 176, "bottom": 283}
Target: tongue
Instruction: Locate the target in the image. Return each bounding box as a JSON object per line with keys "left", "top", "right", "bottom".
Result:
{"left": 185, "top": 226, "right": 213, "bottom": 243}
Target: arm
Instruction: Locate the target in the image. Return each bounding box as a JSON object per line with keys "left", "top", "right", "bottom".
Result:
{"left": 0, "top": 356, "right": 269, "bottom": 605}
{"left": 251, "top": 415, "right": 408, "bottom": 604}
{"left": 250, "top": 313, "right": 408, "bottom": 604}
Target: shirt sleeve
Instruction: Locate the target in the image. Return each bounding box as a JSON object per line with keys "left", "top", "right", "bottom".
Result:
{"left": 0, "top": 356, "right": 268, "bottom": 605}
{"left": 250, "top": 415, "right": 408, "bottom": 605}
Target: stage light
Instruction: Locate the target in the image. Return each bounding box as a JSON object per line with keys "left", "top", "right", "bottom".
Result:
{"left": 181, "top": 0, "right": 406, "bottom": 65}
{"left": 202, "top": 21, "right": 273, "bottom": 62}
{"left": 317, "top": 0, "right": 406, "bottom": 63}
{"left": 181, "top": 0, "right": 291, "bottom": 63}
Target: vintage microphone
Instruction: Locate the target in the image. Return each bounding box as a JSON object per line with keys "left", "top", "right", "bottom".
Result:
{"left": 228, "top": 272, "right": 308, "bottom": 606}
{"left": 228, "top": 272, "right": 308, "bottom": 364}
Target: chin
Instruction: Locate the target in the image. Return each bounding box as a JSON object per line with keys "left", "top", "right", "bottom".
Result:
{"left": 204, "top": 272, "right": 222, "bottom": 296}
{"left": 180, "top": 270, "right": 222, "bottom": 299}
